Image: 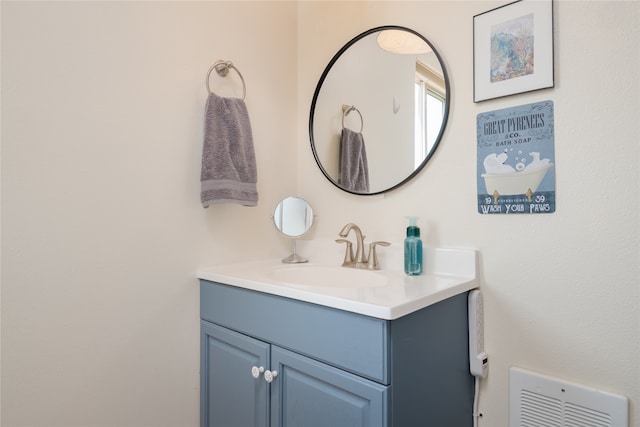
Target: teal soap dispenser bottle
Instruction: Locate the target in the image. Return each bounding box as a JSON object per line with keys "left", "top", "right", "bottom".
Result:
{"left": 404, "top": 216, "right": 423, "bottom": 276}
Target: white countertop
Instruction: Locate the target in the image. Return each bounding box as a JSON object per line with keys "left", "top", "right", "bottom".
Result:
{"left": 197, "top": 244, "right": 480, "bottom": 320}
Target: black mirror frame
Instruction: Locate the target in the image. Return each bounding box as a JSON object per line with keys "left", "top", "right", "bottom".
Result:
{"left": 309, "top": 25, "right": 451, "bottom": 196}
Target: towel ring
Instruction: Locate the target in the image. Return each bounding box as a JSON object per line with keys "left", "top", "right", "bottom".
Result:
{"left": 341, "top": 104, "right": 364, "bottom": 133}
{"left": 206, "top": 60, "right": 246, "bottom": 100}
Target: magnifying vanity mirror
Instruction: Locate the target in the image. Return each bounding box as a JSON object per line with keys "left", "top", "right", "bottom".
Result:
{"left": 309, "top": 26, "right": 450, "bottom": 195}
{"left": 273, "top": 197, "right": 314, "bottom": 263}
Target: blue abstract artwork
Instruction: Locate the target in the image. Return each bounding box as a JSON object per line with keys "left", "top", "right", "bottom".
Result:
{"left": 490, "top": 13, "right": 534, "bottom": 82}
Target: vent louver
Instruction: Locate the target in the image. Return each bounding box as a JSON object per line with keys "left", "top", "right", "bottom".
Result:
{"left": 510, "top": 367, "right": 628, "bottom": 427}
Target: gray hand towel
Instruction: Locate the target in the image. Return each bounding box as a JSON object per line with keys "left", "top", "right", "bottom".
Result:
{"left": 339, "top": 128, "right": 369, "bottom": 193}
{"left": 200, "top": 92, "right": 258, "bottom": 207}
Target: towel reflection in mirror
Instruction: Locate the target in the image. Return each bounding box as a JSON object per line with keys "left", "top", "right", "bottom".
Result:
{"left": 339, "top": 106, "right": 369, "bottom": 192}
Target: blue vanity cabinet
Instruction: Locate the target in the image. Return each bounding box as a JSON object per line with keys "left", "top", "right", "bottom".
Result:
{"left": 200, "top": 280, "right": 474, "bottom": 427}
{"left": 200, "top": 320, "right": 387, "bottom": 427}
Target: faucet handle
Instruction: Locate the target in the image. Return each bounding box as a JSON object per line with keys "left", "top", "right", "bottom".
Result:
{"left": 367, "top": 241, "right": 390, "bottom": 270}
{"left": 335, "top": 239, "right": 354, "bottom": 265}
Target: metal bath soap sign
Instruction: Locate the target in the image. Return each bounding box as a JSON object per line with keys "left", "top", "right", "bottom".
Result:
{"left": 477, "top": 100, "right": 555, "bottom": 214}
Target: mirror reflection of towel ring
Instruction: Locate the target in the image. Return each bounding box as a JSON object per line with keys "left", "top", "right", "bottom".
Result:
{"left": 342, "top": 104, "right": 364, "bottom": 133}
{"left": 206, "top": 60, "right": 246, "bottom": 100}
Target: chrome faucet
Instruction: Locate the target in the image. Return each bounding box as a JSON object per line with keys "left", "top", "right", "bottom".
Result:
{"left": 336, "top": 223, "right": 390, "bottom": 270}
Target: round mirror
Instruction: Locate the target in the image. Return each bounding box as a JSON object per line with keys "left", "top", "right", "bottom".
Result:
{"left": 309, "top": 26, "right": 450, "bottom": 195}
{"left": 274, "top": 197, "right": 314, "bottom": 263}
{"left": 273, "top": 197, "right": 314, "bottom": 237}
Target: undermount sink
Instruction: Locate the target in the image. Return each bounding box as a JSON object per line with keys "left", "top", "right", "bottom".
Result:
{"left": 270, "top": 265, "right": 389, "bottom": 289}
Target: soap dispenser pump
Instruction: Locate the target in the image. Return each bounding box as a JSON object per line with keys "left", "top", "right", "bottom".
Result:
{"left": 404, "top": 216, "right": 423, "bottom": 276}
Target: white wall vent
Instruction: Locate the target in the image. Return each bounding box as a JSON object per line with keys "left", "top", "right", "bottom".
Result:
{"left": 509, "top": 367, "right": 628, "bottom": 427}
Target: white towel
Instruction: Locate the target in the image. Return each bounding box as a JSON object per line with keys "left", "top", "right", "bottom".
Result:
{"left": 339, "top": 128, "right": 369, "bottom": 192}
{"left": 200, "top": 92, "right": 258, "bottom": 207}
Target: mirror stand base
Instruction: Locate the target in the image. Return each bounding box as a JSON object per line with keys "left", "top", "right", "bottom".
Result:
{"left": 282, "top": 253, "right": 309, "bottom": 264}
{"left": 282, "top": 239, "right": 308, "bottom": 264}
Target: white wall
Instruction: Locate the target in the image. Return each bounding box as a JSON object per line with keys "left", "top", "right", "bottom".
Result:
{"left": 2, "top": 1, "right": 638, "bottom": 426}
{"left": 1, "top": 2, "right": 297, "bottom": 425}
{"left": 298, "top": 1, "right": 639, "bottom": 426}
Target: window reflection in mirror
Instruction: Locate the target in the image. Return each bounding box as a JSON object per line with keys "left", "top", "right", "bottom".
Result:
{"left": 414, "top": 61, "right": 445, "bottom": 169}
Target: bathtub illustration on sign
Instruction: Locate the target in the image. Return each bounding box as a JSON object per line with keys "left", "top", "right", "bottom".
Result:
{"left": 481, "top": 152, "right": 553, "bottom": 203}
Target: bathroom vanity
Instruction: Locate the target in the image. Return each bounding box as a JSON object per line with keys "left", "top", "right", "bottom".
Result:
{"left": 198, "top": 247, "right": 479, "bottom": 427}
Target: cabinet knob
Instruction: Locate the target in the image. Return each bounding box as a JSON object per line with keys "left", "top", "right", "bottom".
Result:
{"left": 264, "top": 370, "right": 278, "bottom": 383}
{"left": 251, "top": 366, "right": 265, "bottom": 379}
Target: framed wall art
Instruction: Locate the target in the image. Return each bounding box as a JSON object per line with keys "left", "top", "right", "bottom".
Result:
{"left": 473, "top": 0, "right": 554, "bottom": 102}
{"left": 476, "top": 100, "right": 556, "bottom": 215}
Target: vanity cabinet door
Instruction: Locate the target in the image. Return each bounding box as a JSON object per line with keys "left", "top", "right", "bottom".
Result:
{"left": 270, "top": 346, "right": 389, "bottom": 427}
{"left": 201, "top": 321, "right": 270, "bottom": 427}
